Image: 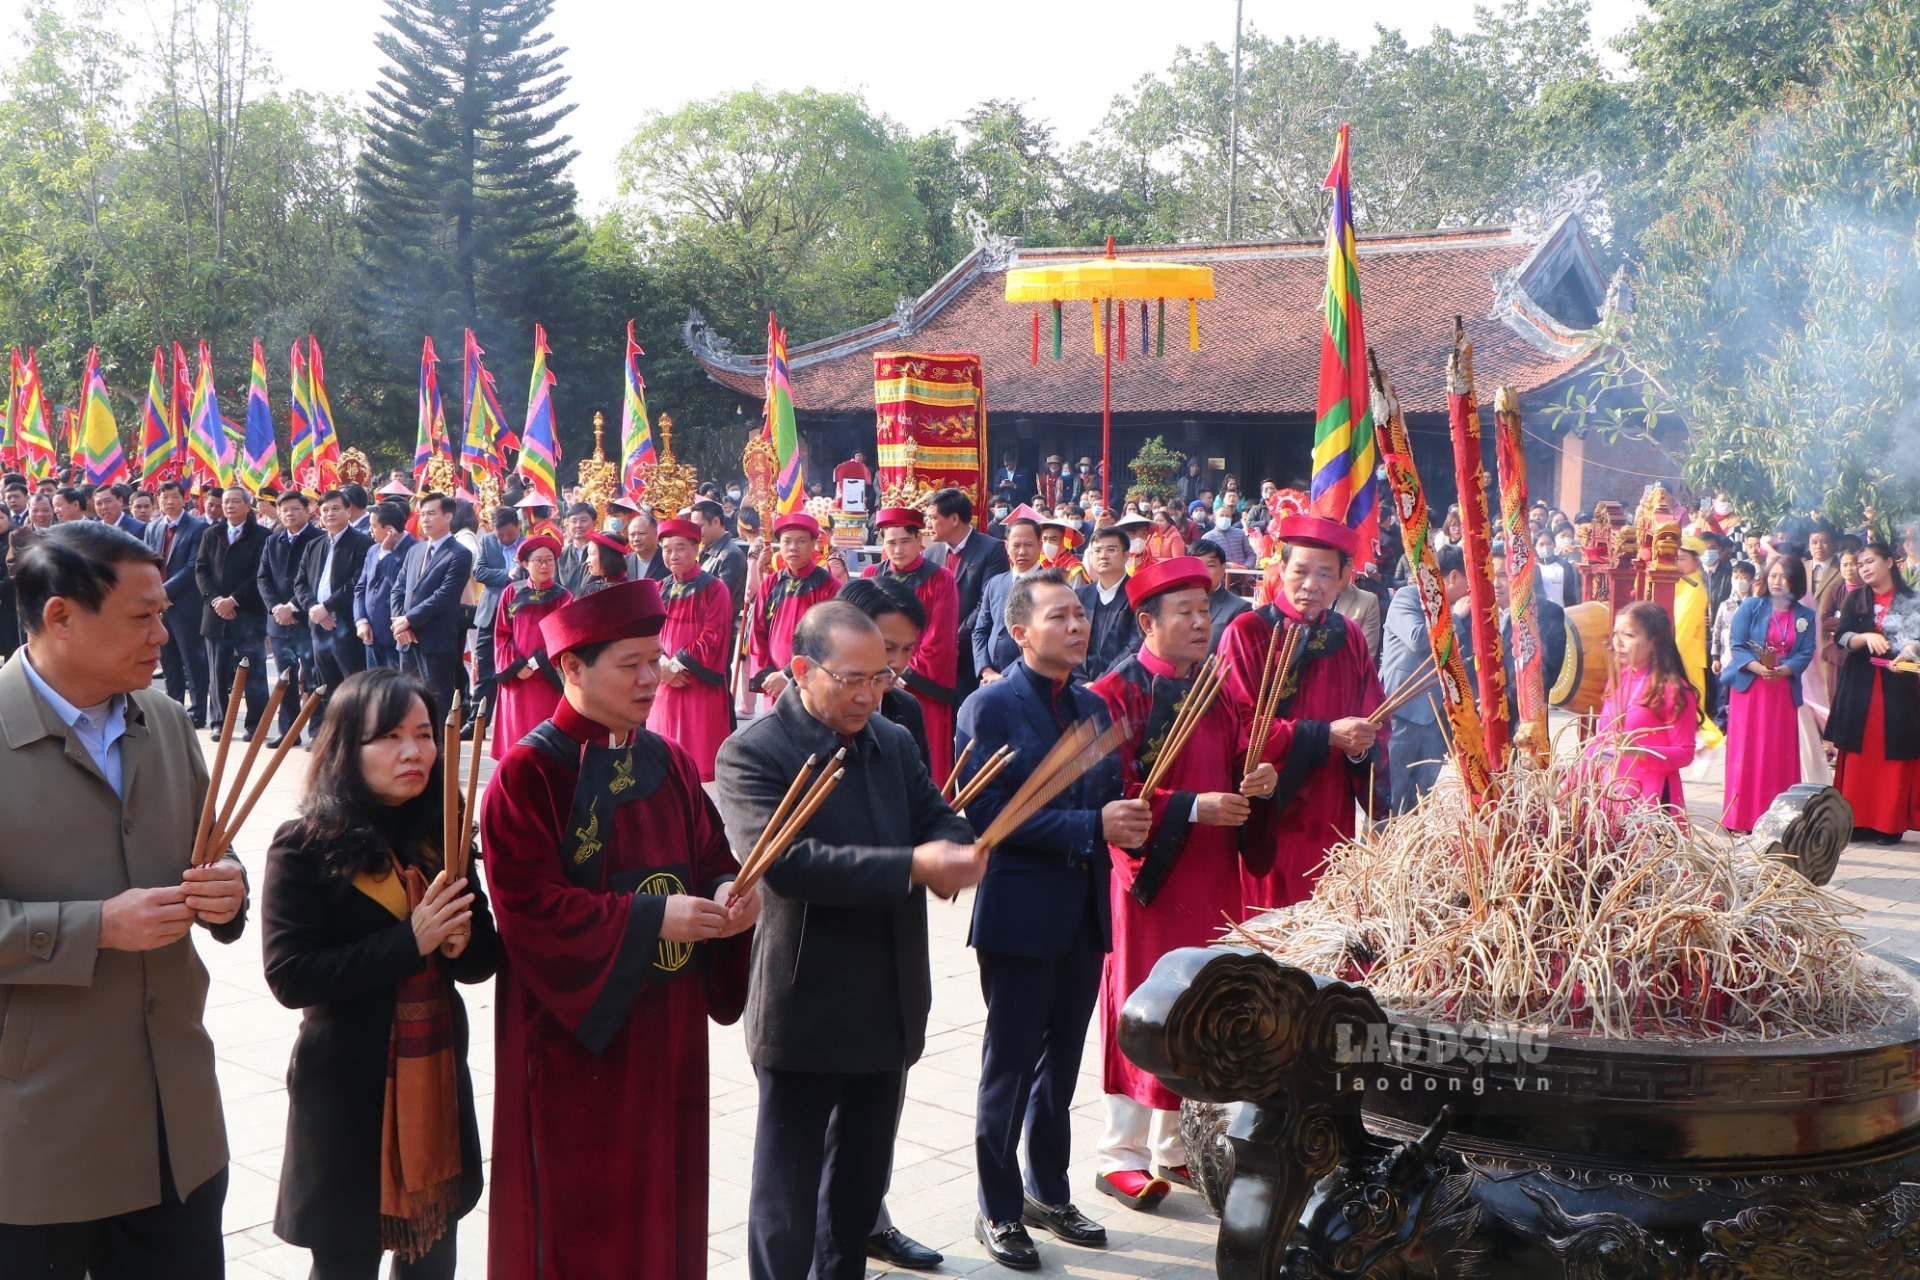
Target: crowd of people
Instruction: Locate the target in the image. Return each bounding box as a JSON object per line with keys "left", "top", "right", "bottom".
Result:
{"left": 2, "top": 457, "right": 1918, "bottom": 1280}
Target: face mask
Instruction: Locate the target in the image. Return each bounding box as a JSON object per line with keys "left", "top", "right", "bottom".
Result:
{"left": 1701, "top": 551, "right": 1721, "bottom": 569}
{"left": 1043, "top": 542, "right": 1061, "bottom": 557}
{"left": 1130, "top": 537, "right": 1146, "bottom": 553}
{"left": 1557, "top": 537, "right": 1575, "bottom": 552}
{"left": 1214, "top": 516, "right": 1231, "bottom": 531}
{"left": 1714, "top": 500, "right": 1733, "bottom": 516}
{"left": 993, "top": 507, "right": 1009, "bottom": 520}
{"left": 727, "top": 488, "right": 742, "bottom": 501}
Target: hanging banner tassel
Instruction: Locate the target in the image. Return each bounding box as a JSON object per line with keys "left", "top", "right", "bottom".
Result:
{"left": 1140, "top": 302, "right": 1149, "bottom": 358}
{"left": 1156, "top": 299, "right": 1166, "bottom": 357}
{"left": 1115, "top": 299, "right": 1126, "bottom": 362}
{"left": 1051, "top": 302, "right": 1063, "bottom": 359}
{"left": 1091, "top": 299, "right": 1103, "bottom": 355}
{"left": 1031, "top": 308, "right": 1040, "bottom": 365}
{"left": 1188, "top": 298, "right": 1201, "bottom": 351}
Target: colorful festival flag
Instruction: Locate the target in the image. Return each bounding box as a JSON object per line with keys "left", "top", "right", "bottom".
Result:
{"left": 0, "top": 349, "right": 20, "bottom": 473}
{"left": 187, "top": 341, "right": 232, "bottom": 489}
{"left": 414, "top": 335, "right": 451, "bottom": 488}
{"left": 460, "top": 329, "right": 509, "bottom": 476}
{"left": 289, "top": 342, "right": 315, "bottom": 487}
{"left": 78, "top": 347, "right": 128, "bottom": 486}
{"left": 139, "top": 347, "right": 176, "bottom": 483}
{"left": 765, "top": 313, "right": 802, "bottom": 513}
{"left": 1309, "top": 124, "right": 1379, "bottom": 566}
{"left": 171, "top": 344, "right": 193, "bottom": 479}
{"left": 243, "top": 339, "right": 280, "bottom": 492}
{"left": 308, "top": 336, "right": 341, "bottom": 490}
{"left": 516, "top": 324, "right": 560, "bottom": 506}
{"left": 61, "top": 406, "right": 80, "bottom": 465}
{"left": 619, "top": 320, "right": 654, "bottom": 502}
{"left": 14, "top": 350, "right": 55, "bottom": 481}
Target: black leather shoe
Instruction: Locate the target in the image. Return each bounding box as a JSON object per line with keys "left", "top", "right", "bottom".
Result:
{"left": 865, "top": 1227, "right": 942, "bottom": 1269}
{"left": 1022, "top": 1196, "right": 1107, "bottom": 1246}
{"left": 265, "top": 733, "right": 286, "bottom": 750}
{"left": 974, "top": 1214, "right": 1039, "bottom": 1270}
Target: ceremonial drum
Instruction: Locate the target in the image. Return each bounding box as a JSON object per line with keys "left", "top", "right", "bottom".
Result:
{"left": 1550, "top": 601, "right": 1610, "bottom": 715}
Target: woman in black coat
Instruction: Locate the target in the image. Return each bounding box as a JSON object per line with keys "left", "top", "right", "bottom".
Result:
{"left": 1824, "top": 540, "right": 1920, "bottom": 843}
{"left": 263, "top": 667, "right": 499, "bottom": 1280}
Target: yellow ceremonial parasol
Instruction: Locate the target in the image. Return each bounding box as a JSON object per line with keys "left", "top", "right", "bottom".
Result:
{"left": 1004, "top": 237, "right": 1213, "bottom": 503}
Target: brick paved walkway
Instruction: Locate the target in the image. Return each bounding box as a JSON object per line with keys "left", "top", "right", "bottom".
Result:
{"left": 207, "top": 732, "right": 1915, "bottom": 1278}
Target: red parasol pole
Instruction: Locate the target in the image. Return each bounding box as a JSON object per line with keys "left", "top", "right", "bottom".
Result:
{"left": 1102, "top": 237, "right": 1116, "bottom": 506}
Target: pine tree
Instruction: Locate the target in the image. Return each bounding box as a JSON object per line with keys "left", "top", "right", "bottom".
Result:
{"left": 357, "top": 0, "right": 581, "bottom": 370}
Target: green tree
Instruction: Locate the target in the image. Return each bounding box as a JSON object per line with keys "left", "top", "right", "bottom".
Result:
{"left": 356, "top": 0, "right": 582, "bottom": 374}
{"left": 1555, "top": 0, "right": 1920, "bottom": 527}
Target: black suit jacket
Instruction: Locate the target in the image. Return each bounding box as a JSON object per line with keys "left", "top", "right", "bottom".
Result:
{"left": 295, "top": 527, "right": 374, "bottom": 642}
{"left": 714, "top": 688, "right": 973, "bottom": 1076}
{"left": 390, "top": 537, "right": 475, "bottom": 655}
{"left": 257, "top": 524, "right": 323, "bottom": 641}
{"left": 146, "top": 513, "right": 209, "bottom": 612}
{"left": 1456, "top": 594, "right": 1568, "bottom": 719}
{"left": 195, "top": 517, "right": 270, "bottom": 639}
{"left": 947, "top": 530, "right": 1010, "bottom": 643}
{"left": 956, "top": 664, "right": 1119, "bottom": 958}
{"left": 700, "top": 538, "right": 749, "bottom": 616}
{"left": 1075, "top": 579, "right": 1139, "bottom": 681}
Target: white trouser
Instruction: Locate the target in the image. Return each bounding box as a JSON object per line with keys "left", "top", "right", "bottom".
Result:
{"left": 1096, "top": 1093, "right": 1185, "bottom": 1174}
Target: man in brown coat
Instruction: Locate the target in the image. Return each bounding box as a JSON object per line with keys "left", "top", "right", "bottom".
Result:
{"left": 0, "top": 521, "right": 248, "bottom": 1278}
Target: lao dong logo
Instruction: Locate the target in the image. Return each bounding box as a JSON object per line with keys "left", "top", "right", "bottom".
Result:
{"left": 1333, "top": 1019, "right": 1551, "bottom": 1068}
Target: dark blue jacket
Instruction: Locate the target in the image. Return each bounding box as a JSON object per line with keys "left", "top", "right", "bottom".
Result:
{"left": 970, "top": 569, "right": 1023, "bottom": 677}
{"left": 1728, "top": 597, "right": 1817, "bottom": 704}
{"left": 256, "top": 522, "right": 322, "bottom": 642}
{"left": 145, "top": 511, "right": 209, "bottom": 613}
{"left": 955, "top": 661, "right": 1120, "bottom": 959}
{"left": 354, "top": 535, "right": 413, "bottom": 648}
{"left": 389, "top": 536, "right": 474, "bottom": 656}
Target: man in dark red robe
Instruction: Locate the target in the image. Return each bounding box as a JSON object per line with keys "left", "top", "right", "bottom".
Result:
{"left": 1087, "top": 557, "right": 1279, "bottom": 1209}
{"left": 861, "top": 507, "right": 960, "bottom": 781}
{"left": 482, "top": 580, "right": 759, "bottom": 1279}
{"left": 749, "top": 511, "right": 838, "bottom": 704}
{"left": 1220, "top": 514, "right": 1384, "bottom": 913}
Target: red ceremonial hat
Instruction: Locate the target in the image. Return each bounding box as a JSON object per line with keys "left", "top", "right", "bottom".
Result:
{"left": 656, "top": 517, "right": 701, "bottom": 542}
{"left": 1275, "top": 514, "right": 1360, "bottom": 559}
{"left": 516, "top": 533, "right": 562, "bottom": 563}
{"left": 586, "top": 530, "right": 630, "bottom": 556}
{"left": 872, "top": 507, "right": 924, "bottom": 531}
{"left": 772, "top": 511, "right": 821, "bottom": 540}
{"left": 1126, "top": 555, "right": 1211, "bottom": 610}
{"left": 539, "top": 578, "right": 667, "bottom": 656}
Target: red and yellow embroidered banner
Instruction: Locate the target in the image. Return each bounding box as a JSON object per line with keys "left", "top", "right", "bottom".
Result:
{"left": 873, "top": 351, "right": 984, "bottom": 508}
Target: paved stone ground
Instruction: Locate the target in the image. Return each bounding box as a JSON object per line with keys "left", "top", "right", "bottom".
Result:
{"left": 206, "top": 729, "right": 1917, "bottom": 1279}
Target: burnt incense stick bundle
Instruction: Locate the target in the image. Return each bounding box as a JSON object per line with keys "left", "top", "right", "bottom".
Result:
{"left": 209, "top": 688, "right": 325, "bottom": 855}
{"left": 441, "top": 695, "right": 462, "bottom": 879}
{"left": 210, "top": 668, "right": 292, "bottom": 850}
{"left": 1245, "top": 624, "right": 1302, "bottom": 772}
{"left": 191, "top": 659, "right": 253, "bottom": 866}
{"left": 739, "top": 751, "right": 823, "bottom": 878}
{"left": 1369, "top": 656, "right": 1440, "bottom": 727}
{"left": 734, "top": 761, "right": 844, "bottom": 897}
{"left": 452, "top": 700, "right": 490, "bottom": 882}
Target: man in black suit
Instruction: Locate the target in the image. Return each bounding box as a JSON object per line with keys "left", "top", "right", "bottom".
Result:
{"left": 695, "top": 499, "right": 749, "bottom": 670}
{"left": 972, "top": 514, "right": 1043, "bottom": 686}
{"left": 1454, "top": 545, "right": 1568, "bottom": 734}
{"left": 255, "top": 490, "right": 322, "bottom": 746}
{"left": 388, "top": 492, "right": 474, "bottom": 711}
{"left": 93, "top": 483, "right": 144, "bottom": 538}
{"left": 295, "top": 489, "right": 373, "bottom": 712}
{"left": 195, "top": 486, "right": 271, "bottom": 740}
{"left": 145, "top": 480, "right": 211, "bottom": 723}
{"left": 341, "top": 482, "right": 372, "bottom": 535}
{"left": 924, "top": 486, "right": 1009, "bottom": 700}
{"left": 990, "top": 451, "right": 1032, "bottom": 507}
{"left": 1074, "top": 525, "right": 1138, "bottom": 681}
{"left": 555, "top": 502, "right": 597, "bottom": 597}
{"left": 955, "top": 570, "right": 1145, "bottom": 1269}
{"left": 715, "top": 602, "right": 983, "bottom": 1280}
{"left": 621, "top": 505, "right": 671, "bottom": 582}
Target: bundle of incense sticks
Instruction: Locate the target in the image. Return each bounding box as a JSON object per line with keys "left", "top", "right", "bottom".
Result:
{"left": 732, "top": 749, "right": 846, "bottom": 897}
{"left": 950, "top": 745, "right": 1015, "bottom": 812}
{"left": 941, "top": 741, "right": 975, "bottom": 801}
{"left": 1243, "top": 620, "right": 1303, "bottom": 773}
{"left": 192, "top": 663, "right": 326, "bottom": 865}
{"left": 1140, "top": 656, "right": 1230, "bottom": 796}
{"left": 1368, "top": 656, "right": 1439, "bottom": 728}
{"left": 975, "top": 718, "right": 1127, "bottom": 858}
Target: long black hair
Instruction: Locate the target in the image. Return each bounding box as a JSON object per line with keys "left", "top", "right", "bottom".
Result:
{"left": 1838, "top": 540, "right": 1915, "bottom": 636}
{"left": 295, "top": 667, "right": 451, "bottom": 882}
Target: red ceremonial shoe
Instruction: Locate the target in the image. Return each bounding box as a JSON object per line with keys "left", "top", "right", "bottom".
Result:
{"left": 1156, "top": 1163, "right": 1197, "bottom": 1189}
{"left": 1094, "top": 1169, "right": 1172, "bottom": 1211}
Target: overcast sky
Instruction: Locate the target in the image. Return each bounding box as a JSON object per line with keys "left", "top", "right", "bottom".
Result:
{"left": 135, "top": 0, "right": 1649, "bottom": 207}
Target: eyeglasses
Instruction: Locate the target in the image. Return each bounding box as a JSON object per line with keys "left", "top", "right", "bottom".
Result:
{"left": 810, "top": 665, "right": 898, "bottom": 692}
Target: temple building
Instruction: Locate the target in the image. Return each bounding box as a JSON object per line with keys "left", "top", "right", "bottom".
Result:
{"left": 687, "top": 214, "right": 1682, "bottom": 515}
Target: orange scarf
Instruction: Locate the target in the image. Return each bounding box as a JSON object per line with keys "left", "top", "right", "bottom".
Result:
{"left": 354, "top": 858, "right": 461, "bottom": 1260}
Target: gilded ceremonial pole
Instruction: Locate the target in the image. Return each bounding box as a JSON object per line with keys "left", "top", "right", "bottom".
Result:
{"left": 576, "top": 411, "right": 619, "bottom": 524}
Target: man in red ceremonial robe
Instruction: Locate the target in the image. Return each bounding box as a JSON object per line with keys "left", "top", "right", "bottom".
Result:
{"left": 750, "top": 511, "right": 839, "bottom": 704}
{"left": 647, "top": 517, "right": 734, "bottom": 781}
{"left": 1221, "top": 514, "right": 1385, "bottom": 913}
{"left": 482, "top": 579, "right": 760, "bottom": 1278}
{"left": 1087, "top": 557, "right": 1279, "bottom": 1209}
{"left": 861, "top": 507, "right": 960, "bottom": 781}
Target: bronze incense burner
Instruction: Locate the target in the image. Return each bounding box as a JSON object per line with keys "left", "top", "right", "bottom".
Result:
{"left": 1122, "top": 946, "right": 1920, "bottom": 1278}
